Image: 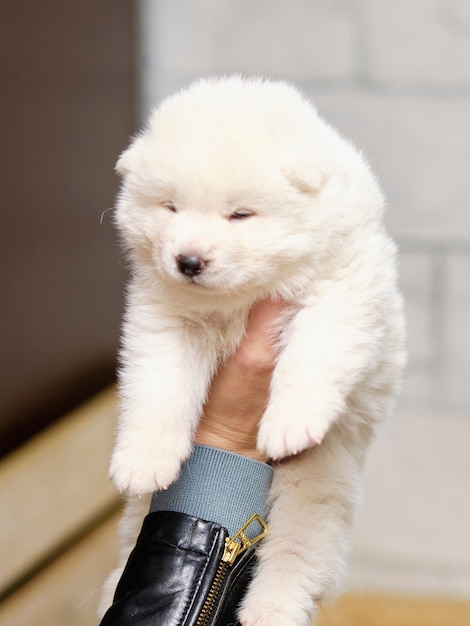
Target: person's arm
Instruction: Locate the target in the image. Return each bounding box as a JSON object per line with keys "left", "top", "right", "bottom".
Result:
{"left": 99, "top": 299, "right": 284, "bottom": 626}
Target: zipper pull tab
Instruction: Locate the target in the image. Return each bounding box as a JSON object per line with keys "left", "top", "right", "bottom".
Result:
{"left": 222, "top": 513, "right": 269, "bottom": 565}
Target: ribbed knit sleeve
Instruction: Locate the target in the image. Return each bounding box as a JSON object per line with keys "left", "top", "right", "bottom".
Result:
{"left": 150, "top": 445, "right": 273, "bottom": 538}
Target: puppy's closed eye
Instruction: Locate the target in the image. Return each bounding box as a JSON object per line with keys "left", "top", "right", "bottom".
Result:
{"left": 229, "top": 209, "right": 254, "bottom": 221}
{"left": 161, "top": 201, "right": 177, "bottom": 213}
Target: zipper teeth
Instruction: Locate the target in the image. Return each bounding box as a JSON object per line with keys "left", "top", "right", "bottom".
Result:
{"left": 194, "top": 515, "right": 269, "bottom": 626}
{"left": 195, "top": 560, "right": 229, "bottom": 626}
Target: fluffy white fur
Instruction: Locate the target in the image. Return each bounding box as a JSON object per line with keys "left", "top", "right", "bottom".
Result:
{"left": 100, "top": 77, "right": 405, "bottom": 625}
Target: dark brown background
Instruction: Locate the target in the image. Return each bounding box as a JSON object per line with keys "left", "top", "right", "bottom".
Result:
{"left": 0, "top": 1, "right": 135, "bottom": 456}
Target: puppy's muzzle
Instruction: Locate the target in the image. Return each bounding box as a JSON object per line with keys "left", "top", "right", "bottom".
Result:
{"left": 176, "top": 254, "right": 207, "bottom": 277}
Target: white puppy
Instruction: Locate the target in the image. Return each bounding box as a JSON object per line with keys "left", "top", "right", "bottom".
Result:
{"left": 102, "top": 77, "right": 405, "bottom": 625}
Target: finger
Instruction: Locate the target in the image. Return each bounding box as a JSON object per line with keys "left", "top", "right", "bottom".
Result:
{"left": 245, "top": 297, "right": 285, "bottom": 337}
{"left": 237, "top": 298, "right": 286, "bottom": 368}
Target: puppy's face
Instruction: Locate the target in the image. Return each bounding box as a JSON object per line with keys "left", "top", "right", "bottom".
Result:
{"left": 117, "top": 157, "right": 316, "bottom": 297}
{"left": 114, "top": 78, "right": 379, "bottom": 300}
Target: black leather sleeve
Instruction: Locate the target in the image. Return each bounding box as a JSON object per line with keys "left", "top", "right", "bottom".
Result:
{"left": 99, "top": 511, "right": 256, "bottom": 626}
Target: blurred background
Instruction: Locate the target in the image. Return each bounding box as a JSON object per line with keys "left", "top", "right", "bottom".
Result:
{"left": 1, "top": 1, "right": 469, "bottom": 624}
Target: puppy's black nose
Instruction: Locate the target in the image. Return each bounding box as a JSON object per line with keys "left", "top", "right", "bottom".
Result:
{"left": 176, "top": 254, "right": 206, "bottom": 277}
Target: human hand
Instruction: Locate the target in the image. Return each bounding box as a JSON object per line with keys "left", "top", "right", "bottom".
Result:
{"left": 194, "top": 298, "right": 284, "bottom": 462}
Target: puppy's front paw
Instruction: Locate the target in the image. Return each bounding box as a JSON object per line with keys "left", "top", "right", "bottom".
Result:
{"left": 257, "top": 403, "right": 328, "bottom": 460}
{"left": 109, "top": 435, "right": 191, "bottom": 495}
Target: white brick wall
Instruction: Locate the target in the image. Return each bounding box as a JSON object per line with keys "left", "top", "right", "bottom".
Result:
{"left": 362, "top": 0, "right": 470, "bottom": 88}
{"left": 138, "top": 0, "right": 362, "bottom": 117}
{"left": 308, "top": 92, "right": 470, "bottom": 240}
{"left": 446, "top": 253, "right": 470, "bottom": 407}
{"left": 398, "top": 251, "right": 435, "bottom": 408}
{"left": 138, "top": 0, "right": 470, "bottom": 598}
{"left": 350, "top": 408, "right": 470, "bottom": 598}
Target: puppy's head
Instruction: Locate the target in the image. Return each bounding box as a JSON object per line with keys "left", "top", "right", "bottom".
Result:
{"left": 115, "top": 77, "right": 383, "bottom": 302}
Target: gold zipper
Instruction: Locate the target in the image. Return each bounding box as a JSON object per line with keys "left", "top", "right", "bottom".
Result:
{"left": 195, "top": 513, "right": 269, "bottom": 626}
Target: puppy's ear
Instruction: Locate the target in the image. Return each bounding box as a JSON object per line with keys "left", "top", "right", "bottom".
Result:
{"left": 281, "top": 157, "right": 326, "bottom": 194}
{"left": 115, "top": 135, "right": 146, "bottom": 177}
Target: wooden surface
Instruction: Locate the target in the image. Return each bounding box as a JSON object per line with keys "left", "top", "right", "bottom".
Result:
{"left": 0, "top": 388, "right": 119, "bottom": 594}
{"left": 317, "top": 593, "right": 470, "bottom": 626}
{"left": 0, "top": 515, "right": 120, "bottom": 626}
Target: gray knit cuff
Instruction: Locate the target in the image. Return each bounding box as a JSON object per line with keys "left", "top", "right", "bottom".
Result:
{"left": 150, "top": 445, "right": 273, "bottom": 537}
